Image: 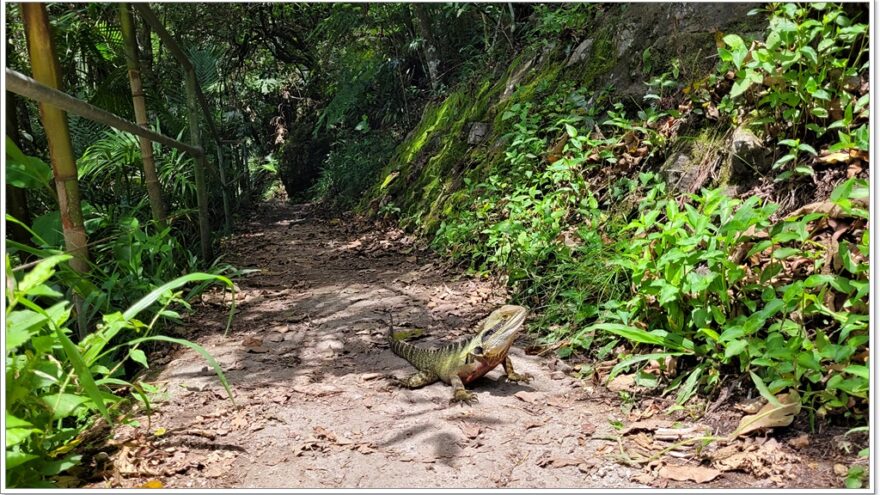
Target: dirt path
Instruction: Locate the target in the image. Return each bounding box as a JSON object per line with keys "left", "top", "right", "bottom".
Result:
{"left": 94, "top": 201, "right": 854, "bottom": 489}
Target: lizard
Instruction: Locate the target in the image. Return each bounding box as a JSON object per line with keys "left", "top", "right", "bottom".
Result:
{"left": 387, "top": 304, "right": 532, "bottom": 405}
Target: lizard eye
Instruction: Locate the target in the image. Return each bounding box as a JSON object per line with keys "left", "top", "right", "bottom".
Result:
{"left": 473, "top": 345, "right": 484, "bottom": 355}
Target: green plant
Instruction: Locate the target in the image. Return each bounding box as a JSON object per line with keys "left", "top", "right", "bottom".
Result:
{"left": 5, "top": 254, "right": 236, "bottom": 488}
{"left": 310, "top": 132, "right": 396, "bottom": 209}
{"left": 715, "top": 3, "right": 868, "bottom": 178}
{"left": 584, "top": 178, "right": 868, "bottom": 415}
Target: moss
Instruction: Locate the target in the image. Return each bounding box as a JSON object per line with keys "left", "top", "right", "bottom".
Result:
{"left": 573, "top": 26, "right": 616, "bottom": 89}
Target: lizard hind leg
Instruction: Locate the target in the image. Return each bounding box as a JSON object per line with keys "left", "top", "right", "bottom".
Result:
{"left": 395, "top": 370, "right": 439, "bottom": 389}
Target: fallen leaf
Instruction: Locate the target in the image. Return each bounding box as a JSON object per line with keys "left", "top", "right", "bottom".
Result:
{"left": 458, "top": 422, "right": 481, "bottom": 439}
{"left": 524, "top": 420, "right": 546, "bottom": 430}
{"left": 732, "top": 390, "right": 801, "bottom": 437}
{"left": 631, "top": 472, "right": 656, "bottom": 485}
{"left": 659, "top": 464, "right": 721, "bottom": 483}
{"left": 314, "top": 426, "right": 337, "bottom": 443}
{"left": 578, "top": 459, "right": 599, "bottom": 472}
{"left": 580, "top": 422, "right": 596, "bottom": 436}
{"left": 620, "top": 419, "right": 675, "bottom": 435}
{"left": 607, "top": 374, "right": 637, "bottom": 392}
{"left": 788, "top": 433, "right": 810, "bottom": 449}
{"left": 137, "top": 480, "right": 164, "bottom": 489}
{"left": 537, "top": 453, "right": 585, "bottom": 469}
{"left": 817, "top": 151, "right": 852, "bottom": 165}
{"left": 514, "top": 391, "right": 542, "bottom": 403}
{"left": 293, "top": 384, "right": 342, "bottom": 396}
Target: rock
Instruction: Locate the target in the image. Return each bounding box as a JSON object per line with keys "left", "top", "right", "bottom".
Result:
{"left": 317, "top": 339, "right": 344, "bottom": 353}
{"left": 660, "top": 152, "right": 696, "bottom": 194}
{"left": 550, "top": 371, "right": 567, "bottom": 380}
{"left": 607, "top": 374, "right": 636, "bottom": 392}
{"left": 729, "top": 125, "right": 771, "bottom": 179}
{"left": 565, "top": 38, "right": 594, "bottom": 67}
{"left": 467, "top": 122, "right": 490, "bottom": 145}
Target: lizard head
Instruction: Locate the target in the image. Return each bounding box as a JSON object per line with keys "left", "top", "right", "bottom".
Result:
{"left": 475, "top": 305, "right": 528, "bottom": 360}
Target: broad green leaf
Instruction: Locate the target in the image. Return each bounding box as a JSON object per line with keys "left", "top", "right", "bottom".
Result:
{"left": 122, "top": 273, "right": 234, "bottom": 328}
{"left": 724, "top": 339, "right": 748, "bottom": 358}
{"left": 129, "top": 348, "right": 149, "bottom": 369}
{"left": 676, "top": 365, "right": 704, "bottom": 405}
{"left": 54, "top": 325, "right": 113, "bottom": 423}
{"left": 40, "top": 393, "right": 91, "bottom": 420}
{"left": 730, "top": 77, "right": 752, "bottom": 98}
{"left": 564, "top": 123, "right": 578, "bottom": 139}
{"left": 5, "top": 137, "right": 53, "bottom": 190}
{"left": 6, "top": 450, "right": 39, "bottom": 470}
{"left": 772, "top": 247, "right": 800, "bottom": 259}
{"left": 608, "top": 352, "right": 684, "bottom": 380}
{"left": 587, "top": 323, "right": 689, "bottom": 352}
{"left": 750, "top": 371, "right": 783, "bottom": 406}
{"left": 16, "top": 254, "right": 71, "bottom": 296}
{"left": 39, "top": 454, "right": 83, "bottom": 476}
{"left": 5, "top": 411, "right": 35, "bottom": 429}
{"left": 723, "top": 33, "right": 745, "bottom": 49}
{"left": 842, "top": 365, "right": 868, "bottom": 380}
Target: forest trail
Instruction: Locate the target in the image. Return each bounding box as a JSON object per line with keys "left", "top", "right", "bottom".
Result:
{"left": 95, "top": 202, "right": 843, "bottom": 489}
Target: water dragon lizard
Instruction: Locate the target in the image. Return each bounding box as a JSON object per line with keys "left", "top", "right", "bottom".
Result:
{"left": 387, "top": 305, "right": 532, "bottom": 405}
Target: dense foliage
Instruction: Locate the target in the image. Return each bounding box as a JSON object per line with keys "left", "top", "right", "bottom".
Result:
{"left": 362, "top": 3, "right": 870, "bottom": 421}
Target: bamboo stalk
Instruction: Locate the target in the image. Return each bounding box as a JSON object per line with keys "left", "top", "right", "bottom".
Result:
{"left": 136, "top": 4, "right": 233, "bottom": 235}
{"left": 185, "top": 70, "right": 213, "bottom": 260}
{"left": 119, "top": 3, "right": 167, "bottom": 227}
{"left": 21, "top": 3, "right": 89, "bottom": 276}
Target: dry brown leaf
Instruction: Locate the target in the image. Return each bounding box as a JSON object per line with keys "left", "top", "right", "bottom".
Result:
{"left": 458, "top": 422, "right": 482, "bottom": 439}
{"left": 788, "top": 433, "right": 810, "bottom": 449}
{"left": 620, "top": 419, "right": 675, "bottom": 435}
{"left": 513, "top": 391, "right": 542, "bottom": 403}
{"left": 732, "top": 390, "right": 801, "bottom": 437}
{"left": 632, "top": 471, "right": 656, "bottom": 485}
{"left": 659, "top": 464, "right": 721, "bottom": 483}
{"left": 538, "top": 455, "right": 586, "bottom": 469}
{"left": 607, "top": 374, "right": 637, "bottom": 392}
{"left": 580, "top": 422, "right": 596, "bottom": 436}
{"left": 293, "top": 384, "right": 342, "bottom": 396}
{"left": 314, "top": 426, "right": 337, "bottom": 443}
{"left": 817, "top": 151, "right": 852, "bottom": 165}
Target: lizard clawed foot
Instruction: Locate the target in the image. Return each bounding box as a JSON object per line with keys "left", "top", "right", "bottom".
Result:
{"left": 506, "top": 372, "right": 533, "bottom": 384}
{"left": 449, "top": 389, "right": 478, "bottom": 406}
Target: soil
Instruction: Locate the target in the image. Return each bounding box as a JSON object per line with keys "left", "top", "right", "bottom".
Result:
{"left": 82, "top": 201, "right": 865, "bottom": 489}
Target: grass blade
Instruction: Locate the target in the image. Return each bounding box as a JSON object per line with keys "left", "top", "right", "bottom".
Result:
{"left": 126, "top": 335, "right": 235, "bottom": 406}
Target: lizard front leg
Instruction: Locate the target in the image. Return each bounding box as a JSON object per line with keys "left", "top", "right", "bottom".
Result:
{"left": 394, "top": 370, "right": 439, "bottom": 389}
{"left": 503, "top": 355, "right": 532, "bottom": 384}
{"left": 449, "top": 375, "right": 478, "bottom": 406}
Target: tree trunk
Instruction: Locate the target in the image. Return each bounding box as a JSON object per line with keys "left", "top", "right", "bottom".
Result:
{"left": 21, "top": 3, "right": 90, "bottom": 276}
{"left": 5, "top": 92, "right": 34, "bottom": 249}
{"left": 119, "top": 3, "right": 167, "bottom": 228}
{"left": 185, "top": 71, "right": 213, "bottom": 260}
{"left": 138, "top": 13, "right": 155, "bottom": 83}
{"left": 411, "top": 4, "right": 441, "bottom": 91}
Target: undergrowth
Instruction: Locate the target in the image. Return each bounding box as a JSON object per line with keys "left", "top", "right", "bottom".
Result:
{"left": 379, "top": 3, "right": 869, "bottom": 422}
